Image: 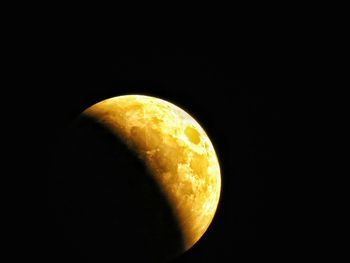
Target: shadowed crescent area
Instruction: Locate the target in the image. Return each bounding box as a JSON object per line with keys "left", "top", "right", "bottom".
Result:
{"left": 49, "top": 95, "right": 221, "bottom": 262}
{"left": 50, "top": 114, "right": 185, "bottom": 262}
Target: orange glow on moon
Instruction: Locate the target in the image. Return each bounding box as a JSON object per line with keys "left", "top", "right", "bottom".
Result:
{"left": 83, "top": 95, "right": 221, "bottom": 252}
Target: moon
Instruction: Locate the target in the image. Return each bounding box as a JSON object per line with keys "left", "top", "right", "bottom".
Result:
{"left": 78, "top": 95, "right": 221, "bottom": 260}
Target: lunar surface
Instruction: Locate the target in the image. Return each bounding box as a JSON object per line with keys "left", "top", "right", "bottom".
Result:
{"left": 83, "top": 95, "right": 221, "bottom": 251}
{"left": 51, "top": 95, "right": 221, "bottom": 262}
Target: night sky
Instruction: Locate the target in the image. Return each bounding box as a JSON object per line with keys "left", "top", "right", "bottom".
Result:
{"left": 39, "top": 38, "right": 283, "bottom": 262}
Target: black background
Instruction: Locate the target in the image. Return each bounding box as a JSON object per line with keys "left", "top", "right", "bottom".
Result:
{"left": 31, "top": 31, "right": 284, "bottom": 262}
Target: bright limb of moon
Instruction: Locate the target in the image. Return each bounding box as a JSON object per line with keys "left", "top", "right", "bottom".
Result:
{"left": 83, "top": 95, "right": 221, "bottom": 251}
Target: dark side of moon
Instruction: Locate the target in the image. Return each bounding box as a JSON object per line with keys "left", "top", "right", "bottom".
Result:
{"left": 49, "top": 116, "right": 185, "bottom": 262}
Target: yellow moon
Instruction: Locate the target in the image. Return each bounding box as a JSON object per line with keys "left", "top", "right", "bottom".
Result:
{"left": 82, "top": 95, "right": 221, "bottom": 254}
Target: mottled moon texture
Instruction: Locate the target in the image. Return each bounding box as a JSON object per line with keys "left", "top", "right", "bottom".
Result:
{"left": 76, "top": 95, "right": 220, "bottom": 261}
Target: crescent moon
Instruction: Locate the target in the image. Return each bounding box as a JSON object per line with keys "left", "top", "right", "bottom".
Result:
{"left": 82, "top": 95, "right": 221, "bottom": 255}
